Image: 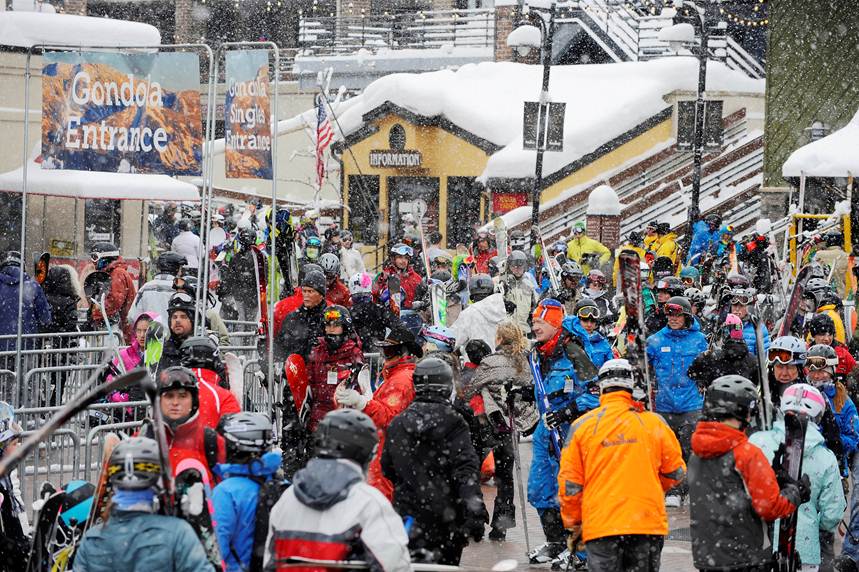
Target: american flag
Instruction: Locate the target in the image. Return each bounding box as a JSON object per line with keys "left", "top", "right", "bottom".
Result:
{"left": 316, "top": 94, "right": 334, "bottom": 188}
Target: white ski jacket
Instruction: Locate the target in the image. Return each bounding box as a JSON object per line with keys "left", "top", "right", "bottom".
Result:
{"left": 171, "top": 231, "right": 201, "bottom": 269}
{"left": 450, "top": 292, "right": 508, "bottom": 351}
{"left": 340, "top": 247, "right": 366, "bottom": 280}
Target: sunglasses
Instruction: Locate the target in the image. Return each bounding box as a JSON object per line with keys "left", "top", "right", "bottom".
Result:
{"left": 806, "top": 357, "right": 833, "bottom": 371}
{"left": 664, "top": 303, "right": 686, "bottom": 317}
{"left": 577, "top": 306, "right": 600, "bottom": 319}
{"left": 768, "top": 348, "right": 800, "bottom": 365}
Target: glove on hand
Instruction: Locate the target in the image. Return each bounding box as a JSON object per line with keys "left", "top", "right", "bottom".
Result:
{"left": 566, "top": 525, "right": 583, "bottom": 553}
{"left": 335, "top": 386, "right": 367, "bottom": 410}
{"left": 504, "top": 300, "right": 517, "bottom": 315}
{"left": 463, "top": 502, "right": 489, "bottom": 542}
{"left": 779, "top": 472, "right": 812, "bottom": 507}
{"left": 544, "top": 403, "right": 578, "bottom": 430}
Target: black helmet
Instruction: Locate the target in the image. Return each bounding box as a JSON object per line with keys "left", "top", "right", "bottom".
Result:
{"left": 468, "top": 274, "right": 494, "bottom": 303}
{"left": 108, "top": 437, "right": 162, "bottom": 491}
{"left": 301, "top": 270, "right": 327, "bottom": 295}
{"left": 807, "top": 312, "right": 836, "bottom": 337}
{"left": 90, "top": 242, "right": 119, "bottom": 260}
{"left": 157, "top": 366, "right": 199, "bottom": 428}
{"left": 323, "top": 305, "right": 353, "bottom": 330}
{"left": 655, "top": 223, "right": 670, "bottom": 235}
{"left": 726, "top": 272, "right": 751, "bottom": 289}
{"left": 167, "top": 292, "right": 196, "bottom": 320}
{"left": 807, "top": 344, "right": 838, "bottom": 373}
{"left": 655, "top": 276, "right": 685, "bottom": 297}
{"left": 703, "top": 375, "right": 758, "bottom": 425}
{"left": 180, "top": 336, "right": 220, "bottom": 370}
{"left": 665, "top": 296, "right": 693, "bottom": 325}
{"left": 313, "top": 409, "right": 379, "bottom": 467}
{"left": 218, "top": 412, "right": 274, "bottom": 460}
{"left": 464, "top": 339, "right": 492, "bottom": 365}
{"left": 704, "top": 213, "right": 722, "bottom": 228}
{"left": 627, "top": 231, "right": 643, "bottom": 247}
{"left": 824, "top": 230, "right": 842, "bottom": 248}
{"left": 574, "top": 297, "right": 600, "bottom": 320}
{"left": 156, "top": 251, "right": 187, "bottom": 275}
{"left": 430, "top": 269, "right": 452, "bottom": 283}
{"left": 413, "top": 356, "right": 454, "bottom": 400}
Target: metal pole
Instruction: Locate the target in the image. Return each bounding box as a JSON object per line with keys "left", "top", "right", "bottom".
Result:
{"left": 15, "top": 48, "right": 34, "bottom": 401}
{"left": 684, "top": 3, "right": 708, "bottom": 254}
{"left": 529, "top": 2, "right": 555, "bottom": 250}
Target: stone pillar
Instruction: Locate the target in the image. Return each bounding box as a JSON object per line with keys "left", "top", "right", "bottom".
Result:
{"left": 586, "top": 184, "right": 622, "bottom": 251}
{"left": 174, "top": 0, "right": 200, "bottom": 44}
{"left": 64, "top": 0, "right": 87, "bottom": 15}
{"left": 759, "top": 186, "right": 791, "bottom": 223}
{"left": 494, "top": 4, "right": 515, "bottom": 62}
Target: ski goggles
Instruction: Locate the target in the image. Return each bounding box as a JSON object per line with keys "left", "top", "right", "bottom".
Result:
{"left": 730, "top": 294, "right": 754, "bottom": 306}
{"left": 391, "top": 245, "right": 414, "bottom": 257}
{"left": 576, "top": 306, "right": 600, "bottom": 320}
{"left": 664, "top": 303, "right": 687, "bottom": 317}
{"left": 806, "top": 356, "right": 838, "bottom": 371}
{"left": 324, "top": 308, "right": 345, "bottom": 323}
{"left": 767, "top": 348, "right": 802, "bottom": 365}
{"left": 680, "top": 277, "right": 696, "bottom": 286}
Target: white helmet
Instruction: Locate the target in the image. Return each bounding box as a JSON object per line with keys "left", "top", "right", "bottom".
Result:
{"left": 348, "top": 272, "right": 373, "bottom": 295}
{"left": 781, "top": 383, "right": 826, "bottom": 421}
{"left": 598, "top": 359, "right": 635, "bottom": 392}
{"left": 0, "top": 401, "right": 22, "bottom": 448}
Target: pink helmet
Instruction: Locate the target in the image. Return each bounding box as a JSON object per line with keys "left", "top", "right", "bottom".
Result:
{"left": 781, "top": 383, "right": 826, "bottom": 421}
{"left": 724, "top": 313, "right": 744, "bottom": 341}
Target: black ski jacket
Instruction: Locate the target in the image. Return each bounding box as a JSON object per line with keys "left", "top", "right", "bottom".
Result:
{"left": 276, "top": 303, "right": 325, "bottom": 361}
{"left": 350, "top": 294, "right": 398, "bottom": 351}
{"left": 688, "top": 340, "right": 761, "bottom": 391}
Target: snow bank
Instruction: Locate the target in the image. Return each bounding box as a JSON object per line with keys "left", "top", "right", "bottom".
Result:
{"left": 331, "top": 58, "right": 763, "bottom": 180}
{"left": 586, "top": 184, "right": 621, "bottom": 216}
{"left": 782, "top": 108, "right": 859, "bottom": 177}
{"left": 0, "top": 11, "right": 161, "bottom": 49}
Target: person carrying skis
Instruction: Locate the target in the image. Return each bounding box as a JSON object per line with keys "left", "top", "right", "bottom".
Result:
{"left": 807, "top": 314, "right": 857, "bottom": 382}
{"left": 473, "top": 230, "right": 497, "bottom": 275}
{"left": 688, "top": 375, "right": 809, "bottom": 572}
{"left": 180, "top": 336, "right": 241, "bottom": 428}
{"left": 814, "top": 230, "right": 849, "bottom": 299}
{"left": 728, "top": 286, "right": 770, "bottom": 357}
{"left": 347, "top": 272, "right": 398, "bottom": 352}
{"left": 334, "top": 327, "right": 422, "bottom": 500}
{"left": 714, "top": 224, "right": 737, "bottom": 259}
{"left": 306, "top": 305, "right": 364, "bottom": 432}
{"left": 565, "top": 221, "right": 611, "bottom": 275}
{"left": 172, "top": 272, "right": 231, "bottom": 347}
{"left": 220, "top": 221, "right": 265, "bottom": 323}
{"left": 381, "top": 357, "right": 489, "bottom": 565}
{"left": 644, "top": 276, "right": 684, "bottom": 335}
{"left": 558, "top": 359, "right": 686, "bottom": 572}
{"left": 573, "top": 298, "right": 613, "bottom": 370}
{"left": 74, "top": 437, "right": 214, "bottom": 572}
{"left": 264, "top": 409, "right": 411, "bottom": 571}
{"left": 582, "top": 270, "right": 616, "bottom": 327}
{"left": 88, "top": 242, "right": 136, "bottom": 341}
{"left": 450, "top": 274, "right": 508, "bottom": 351}
{"left": 212, "top": 412, "right": 284, "bottom": 572}
{"left": 686, "top": 212, "right": 722, "bottom": 264}
{"left": 156, "top": 292, "right": 199, "bottom": 373}
{"left": 688, "top": 313, "right": 760, "bottom": 392}
{"left": 276, "top": 270, "right": 327, "bottom": 362}
{"left": 130, "top": 251, "right": 186, "bottom": 320}
{"left": 318, "top": 253, "right": 351, "bottom": 308}
{"left": 0, "top": 402, "right": 28, "bottom": 571}
{"left": 547, "top": 261, "right": 583, "bottom": 315}
{"left": 372, "top": 243, "right": 422, "bottom": 310}
{"left": 749, "top": 384, "right": 847, "bottom": 571}
{"left": 645, "top": 295, "right": 709, "bottom": 507}
{"left": 527, "top": 299, "right": 600, "bottom": 567}
{"left": 499, "top": 250, "right": 538, "bottom": 332}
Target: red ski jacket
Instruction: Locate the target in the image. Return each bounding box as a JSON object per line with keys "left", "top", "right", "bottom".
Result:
{"left": 372, "top": 265, "right": 422, "bottom": 309}
{"left": 190, "top": 367, "right": 242, "bottom": 429}
{"left": 90, "top": 259, "right": 136, "bottom": 341}
{"left": 273, "top": 287, "right": 303, "bottom": 338}
{"left": 306, "top": 337, "right": 364, "bottom": 432}
{"left": 163, "top": 414, "right": 226, "bottom": 484}
{"left": 326, "top": 278, "right": 352, "bottom": 308}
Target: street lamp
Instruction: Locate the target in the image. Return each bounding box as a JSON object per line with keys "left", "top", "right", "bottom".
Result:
{"left": 507, "top": 1, "right": 556, "bottom": 250}
{"left": 659, "top": 0, "right": 713, "bottom": 253}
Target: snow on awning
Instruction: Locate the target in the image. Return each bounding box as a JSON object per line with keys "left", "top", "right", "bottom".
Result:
{"left": 783, "top": 108, "right": 859, "bottom": 178}
{"left": 0, "top": 159, "right": 199, "bottom": 201}
{"left": 0, "top": 11, "right": 161, "bottom": 49}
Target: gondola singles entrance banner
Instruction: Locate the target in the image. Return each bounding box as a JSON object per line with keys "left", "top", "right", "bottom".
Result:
{"left": 224, "top": 49, "right": 273, "bottom": 180}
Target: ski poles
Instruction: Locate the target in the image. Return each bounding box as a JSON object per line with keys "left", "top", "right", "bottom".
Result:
{"left": 505, "top": 380, "right": 531, "bottom": 557}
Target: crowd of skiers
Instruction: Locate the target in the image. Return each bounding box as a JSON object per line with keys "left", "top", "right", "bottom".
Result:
{"left": 4, "top": 204, "right": 859, "bottom": 572}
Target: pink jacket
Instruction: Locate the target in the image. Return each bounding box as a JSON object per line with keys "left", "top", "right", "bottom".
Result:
{"left": 114, "top": 312, "right": 158, "bottom": 373}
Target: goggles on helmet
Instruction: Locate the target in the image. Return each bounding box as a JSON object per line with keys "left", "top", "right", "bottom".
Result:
{"left": 577, "top": 306, "right": 600, "bottom": 320}
{"left": 806, "top": 356, "right": 834, "bottom": 371}
{"left": 731, "top": 294, "right": 754, "bottom": 306}
{"left": 681, "top": 276, "right": 696, "bottom": 286}
{"left": 391, "top": 245, "right": 414, "bottom": 257}
{"left": 324, "top": 308, "right": 344, "bottom": 323}
{"left": 664, "top": 303, "right": 686, "bottom": 317}
{"left": 768, "top": 348, "right": 796, "bottom": 365}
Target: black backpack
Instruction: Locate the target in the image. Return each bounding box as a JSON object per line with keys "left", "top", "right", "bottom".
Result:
{"left": 248, "top": 477, "right": 290, "bottom": 571}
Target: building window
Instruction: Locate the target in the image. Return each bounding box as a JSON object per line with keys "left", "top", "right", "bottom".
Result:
{"left": 0, "top": 193, "right": 22, "bottom": 256}
{"left": 389, "top": 124, "right": 406, "bottom": 151}
{"left": 84, "top": 199, "right": 121, "bottom": 252}
{"left": 446, "top": 177, "right": 480, "bottom": 248}
{"left": 348, "top": 175, "right": 379, "bottom": 245}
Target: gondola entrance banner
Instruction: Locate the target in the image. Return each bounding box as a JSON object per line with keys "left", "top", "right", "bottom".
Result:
{"left": 224, "top": 49, "right": 273, "bottom": 180}
{"left": 41, "top": 50, "right": 203, "bottom": 176}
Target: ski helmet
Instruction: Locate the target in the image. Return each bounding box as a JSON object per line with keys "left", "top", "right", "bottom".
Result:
{"left": 729, "top": 287, "right": 756, "bottom": 306}
{"left": 390, "top": 243, "right": 413, "bottom": 258}
{"left": 679, "top": 266, "right": 700, "bottom": 283}
{"left": 726, "top": 272, "right": 751, "bottom": 289}
{"left": 348, "top": 272, "right": 373, "bottom": 295}
{"left": 318, "top": 253, "right": 341, "bottom": 278}
{"left": 60, "top": 480, "right": 95, "bottom": 528}
{"left": 313, "top": 409, "right": 379, "bottom": 467}
{"left": 597, "top": 359, "right": 635, "bottom": 392}
{"left": 301, "top": 270, "right": 327, "bottom": 296}
{"left": 108, "top": 437, "right": 162, "bottom": 491}
{"left": 655, "top": 222, "right": 671, "bottom": 235}
{"left": 156, "top": 251, "right": 187, "bottom": 275}
{"left": 218, "top": 412, "right": 274, "bottom": 460}
{"left": 508, "top": 250, "right": 529, "bottom": 270}
{"left": 413, "top": 356, "right": 454, "bottom": 400}
{"left": 586, "top": 269, "right": 607, "bottom": 289}
{"left": 468, "top": 274, "right": 495, "bottom": 303}
{"left": 767, "top": 336, "right": 807, "bottom": 366}
{"left": 90, "top": 242, "right": 119, "bottom": 269}
{"left": 805, "top": 277, "right": 830, "bottom": 295}
{"left": 807, "top": 313, "right": 836, "bottom": 337}
{"left": 0, "top": 251, "right": 21, "bottom": 269}
{"left": 561, "top": 260, "right": 583, "bottom": 283}
{"left": 179, "top": 336, "right": 221, "bottom": 370}
{"left": 323, "top": 305, "right": 353, "bottom": 331}
{"left": 655, "top": 276, "right": 685, "bottom": 297}
{"left": 574, "top": 298, "right": 600, "bottom": 320}
{"left": 430, "top": 269, "right": 452, "bottom": 283}
{"left": 664, "top": 296, "right": 693, "bottom": 326}
{"left": 431, "top": 252, "right": 453, "bottom": 269}
{"left": 571, "top": 220, "right": 586, "bottom": 236}
{"left": 723, "top": 313, "right": 744, "bottom": 341}
{"left": 464, "top": 339, "right": 492, "bottom": 366}
{"left": 0, "top": 401, "right": 22, "bottom": 449}
{"left": 340, "top": 229, "right": 353, "bottom": 242}
{"left": 422, "top": 325, "right": 456, "bottom": 353}
{"left": 157, "top": 366, "right": 199, "bottom": 428}
{"left": 806, "top": 344, "right": 838, "bottom": 374}
{"left": 684, "top": 288, "right": 706, "bottom": 311}
{"left": 781, "top": 383, "right": 826, "bottom": 422}
{"left": 304, "top": 236, "right": 322, "bottom": 261}
{"left": 375, "top": 326, "right": 423, "bottom": 358}
{"left": 704, "top": 213, "right": 722, "bottom": 229}
{"left": 702, "top": 375, "right": 758, "bottom": 424}
{"left": 167, "top": 292, "right": 196, "bottom": 321}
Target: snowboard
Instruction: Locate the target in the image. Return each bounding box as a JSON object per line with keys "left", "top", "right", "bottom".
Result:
{"left": 429, "top": 280, "right": 447, "bottom": 327}
{"left": 527, "top": 351, "right": 563, "bottom": 459}
{"left": 34, "top": 252, "right": 50, "bottom": 285}
{"left": 618, "top": 251, "right": 652, "bottom": 409}
{"left": 0, "top": 369, "right": 147, "bottom": 478}
{"left": 143, "top": 319, "right": 167, "bottom": 379}
{"left": 387, "top": 274, "right": 402, "bottom": 315}
{"left": 139, "top": 373, "right": 176, "bottom": 516}
{"left": 175, "top": 458, "right": 224, "bottom": 572}
{"left": 777, "top": 265, "right": 812, "bottom": 337}
{"left": 222, "top": 352, "right": 244, "bottom": 408}
{"left": 26, "top": 489, "right": 66, "bottom": 572}
{"left": 85, "top": 433, "right": 121, "bottom": 531}
{"left": 281, "top": 354, "right": 311, "bottom": 478}
{"left": 774, "top": 411, "right": 808, "bottom": 572}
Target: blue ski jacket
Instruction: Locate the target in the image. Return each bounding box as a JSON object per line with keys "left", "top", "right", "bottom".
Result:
{"left": 821, "top": 383, "right": 859, "bottom": 469}
{"left": 687, "top": 220, "right": 719, "bottom": 264}
{"left": 742, "top": 319, "right": 770, "bottom": 357}
{"left": 564, "top": 315, "right": 613, "bottom": 372}
{"left": 212, "top": 452, "right": 283, "bottom": 572}
{"left": 0, "top": 266, "right": 51, "bottom": 351}
{"left": 646, "top": 321, "right": 708, "bottom": 414}
{"left": 75, "top": 509, "right": 213, "bottom": 572}
{"left": 749, "top": 420, "right": 846, "bottom": 566}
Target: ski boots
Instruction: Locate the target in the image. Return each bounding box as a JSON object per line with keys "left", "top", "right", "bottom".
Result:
{"left": 528, "top": 541, "right": 566, "bottom": 564}
{"left": 550, "top": 549, "right": 588, "bottom": 570}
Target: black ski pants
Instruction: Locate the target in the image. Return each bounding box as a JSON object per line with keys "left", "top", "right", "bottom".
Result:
{"left": 491, "top": 435, "right": 515, "bottom": 531}
{"left": 585, "top": 534, "right": 664, "bottom": 572}
{"left": 662, "top": 410, "right": 701, "bottom": 496}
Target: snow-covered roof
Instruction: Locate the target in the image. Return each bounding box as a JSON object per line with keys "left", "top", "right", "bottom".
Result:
{"left": 0, "top": 11, "right": 161, "bottom": 49}
{"left": 0, "top": 158, "right": 199, "bottom": 201}
{"left": 586, "top": 184, "right": 621, "bottom": 216}
{"left": 332, "top": 57, "right": 764, "bottom": 181}
{"left": 782, "top": 108, "right": 859, "bottom": 178}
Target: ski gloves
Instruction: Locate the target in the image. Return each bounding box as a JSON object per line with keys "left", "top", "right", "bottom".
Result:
{"left": 771, "top": 442, "right": 812, "bottom": 507}
{"left": 544, "top": 402, "right": 579, "bottom": 430}
{"left": 335, "top": 387, "right": 367, "bottom": 410}
{"left": 462, "top": 498, "right": 489, "bottom": 542}
{"left": 566, "top": 525, "right": 584, "bottom": 553}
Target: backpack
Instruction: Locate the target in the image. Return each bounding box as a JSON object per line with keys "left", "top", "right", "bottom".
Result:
{"left": 249, "top": 477, "right": 290, "bottom": 571}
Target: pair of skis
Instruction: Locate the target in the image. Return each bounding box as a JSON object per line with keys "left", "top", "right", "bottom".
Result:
{"left": 617, "top": 252, "right": 652, "bottom": 408}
